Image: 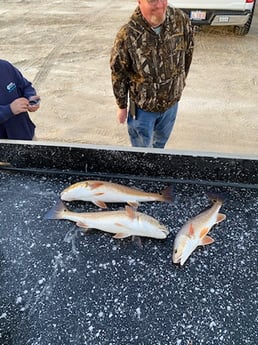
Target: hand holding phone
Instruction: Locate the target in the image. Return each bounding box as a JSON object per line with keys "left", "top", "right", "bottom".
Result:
{"left": 29, "top": 96, "right": 41, "bottom": 106}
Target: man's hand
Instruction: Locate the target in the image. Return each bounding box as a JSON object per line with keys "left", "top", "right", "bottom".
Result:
{"left": 10, "top": 98, "right": 30, "bottom": 115}
{"left": 117, "top": 108, "right": 127, "bottom": 124}
{"left": 28, "top": 95, "right": 41, "bottom": 112}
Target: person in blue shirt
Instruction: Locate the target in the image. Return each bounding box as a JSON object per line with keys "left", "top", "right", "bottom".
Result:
{"left": 0, "top": 59, "right": 40, "bottom": 140}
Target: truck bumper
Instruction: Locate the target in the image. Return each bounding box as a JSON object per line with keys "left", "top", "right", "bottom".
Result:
{"left": 211, "top": 13, "right": 251, "bottom": 26}
{"left": 182, "top": 9, "right": 252, "bottom": 26}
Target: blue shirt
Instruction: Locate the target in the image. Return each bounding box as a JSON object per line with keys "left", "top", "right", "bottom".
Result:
{"left": 0, "top": 59, "right": 36, "bottom": 124}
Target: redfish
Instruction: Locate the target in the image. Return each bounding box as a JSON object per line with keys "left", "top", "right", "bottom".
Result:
{"left": 45, "top": 201, "right": 169, "bottom": 240}
{"left": 60, "top": 180, "right": 174, "bottom": 208}
{"left": 172, "top": 195, "right": 226, "bottom": 266}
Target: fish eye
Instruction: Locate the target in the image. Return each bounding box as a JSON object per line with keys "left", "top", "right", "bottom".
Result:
{"left": 174, "top": 249, "right": 177, "bottom": 254}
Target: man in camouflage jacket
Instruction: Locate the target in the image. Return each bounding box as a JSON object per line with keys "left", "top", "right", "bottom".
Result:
{"left": 110, "top": 0, "right": 194, "bottom": 148}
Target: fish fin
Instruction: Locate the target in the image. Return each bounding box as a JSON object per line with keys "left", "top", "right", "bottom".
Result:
{"left": 95, "top": 192, "right": 105, "bottom": 196}
{"left": 188, "top": 223, "right": 195, "bottom": 237}
{"left": 217, "top": 213, "right": 226, "bottom": 223}
{"left": 201, "top": 235, "right": 214, "bottom": 245}
{"left": 114, "top": 222, "right": 124, "bottom": 227}
{"left": 90, "top": 181, "right": 104, "bottom": 189}
{"left": 200, "top": 227, "right": 209, "bottom": 238}
{"left": 125, "top": 205, "right": 137, "bottom": 219}
{"left": 76, "top": 221, "right": 89, "bottom": 229}
{"left": 127, "top": 201, "right": 139, "bottom": 208}
{"left": 113, "top": 232, "right": 131, "bottom": 239}
{"left": 93, "top": 201, "right": 108, "bottom": 209}
{"left": 132, "top": 236, "right": 143, "bottom": 249}
{"left": 44, "top": 200, "right": 67, "bottom": 220}
{"left": 160, "top": 185, "right": 174, "bottom": 203}
{"left": 206, "top": 192, "right": 226, "bottom": 204}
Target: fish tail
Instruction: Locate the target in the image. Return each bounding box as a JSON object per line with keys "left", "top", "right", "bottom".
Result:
{"left": 206, "top": 191, "right": 226, "bottom": 204}
{"left": 125, "top": 205, "right": 137, "bottom": 219}
{"left": 44, "top": 199, "right": 68, "bottom": 220}
{"left": 160, "top": 185, "right": 174, "bottom": 203}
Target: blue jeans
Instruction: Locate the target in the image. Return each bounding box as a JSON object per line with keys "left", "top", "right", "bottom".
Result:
{"left": 127, "top": 102, "right": 178, "bottom": 148}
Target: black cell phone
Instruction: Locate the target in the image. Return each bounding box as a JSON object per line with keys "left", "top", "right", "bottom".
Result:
{"left": 29, "top": 98, "right": 41, "bottom": 106}
{"left": 129, "top": 99, "right": 136, "bottom": 119}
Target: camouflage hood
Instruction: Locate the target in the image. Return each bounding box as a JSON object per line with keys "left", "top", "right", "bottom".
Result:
{"left": 110, "top": 6, "right": 194, "bottom": 112}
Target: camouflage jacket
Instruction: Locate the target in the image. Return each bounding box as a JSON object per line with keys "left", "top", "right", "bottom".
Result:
{"left": 110, "top": 6, "right": 194, "bottom": 112}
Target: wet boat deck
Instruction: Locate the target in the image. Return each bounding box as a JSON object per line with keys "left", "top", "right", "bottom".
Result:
{"left": 0, "top": 142, "right": 257, "bottom": 345}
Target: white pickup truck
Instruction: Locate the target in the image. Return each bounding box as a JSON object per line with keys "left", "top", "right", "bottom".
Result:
{"left": 170, "top": 0, "right": 256, "bottom": 35}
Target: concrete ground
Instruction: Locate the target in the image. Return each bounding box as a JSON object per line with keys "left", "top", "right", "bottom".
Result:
{"left": 0, "top": 0, "right": 257, "bottom": 156}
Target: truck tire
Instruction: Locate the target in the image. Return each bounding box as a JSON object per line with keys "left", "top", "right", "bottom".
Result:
{"left": 234, "top": 0, "right": 256, "bottom": 35}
